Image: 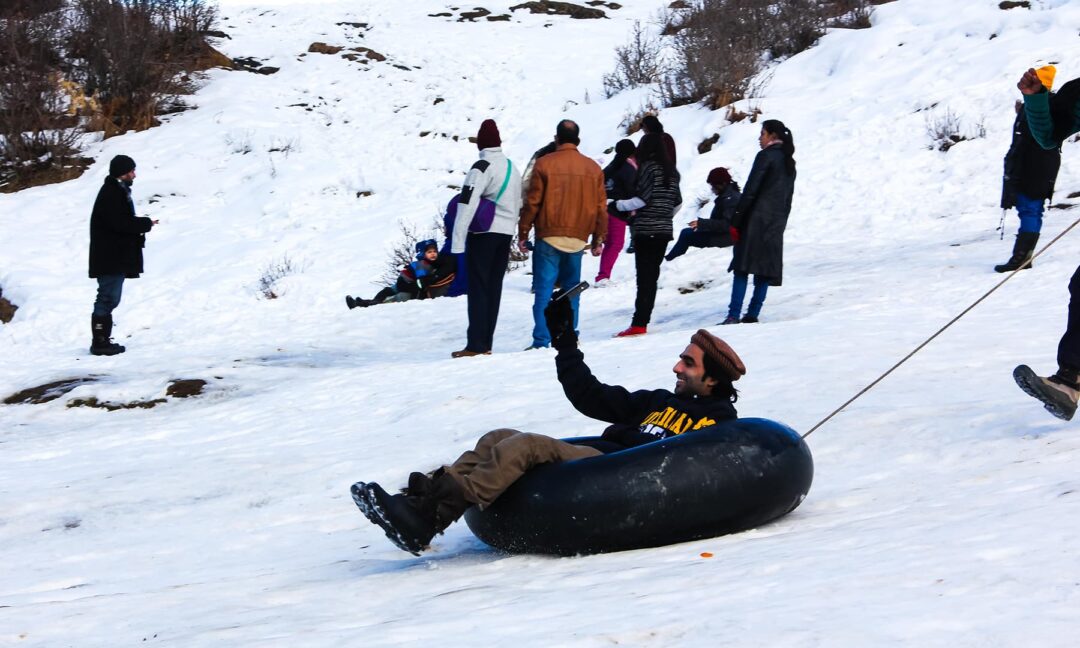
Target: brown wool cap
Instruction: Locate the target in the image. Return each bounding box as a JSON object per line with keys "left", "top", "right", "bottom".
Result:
{"left": 690, "top": 329, "right": 746, "bottom": 382}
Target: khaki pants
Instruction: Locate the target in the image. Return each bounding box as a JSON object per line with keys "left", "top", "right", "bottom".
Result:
{"left": 445, "top": 429, "right": 602, "bottom": 509}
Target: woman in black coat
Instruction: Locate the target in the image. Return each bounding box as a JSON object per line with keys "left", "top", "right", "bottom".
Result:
{"left": 613, "top": 132, "right": 682, "bottom": 337}
{"left": 723, "top": 119, "right": 795, "bottom": 325}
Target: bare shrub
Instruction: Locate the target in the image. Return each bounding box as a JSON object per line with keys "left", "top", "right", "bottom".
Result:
{"left": 643, "top": 0, "right": 830, "bottom": 108}
{"left": 256, "top": 255, "right": 299, "bottom": 300}
{"left": 602, "top": 21, "right": 664, "bottom": 98}
{"left": 925, "top": 107, "right": 986, "bottom": 152}
{"left": 828, "top": 0, "right": 874, "bottom": 28}
{"left": 0, "top": 6, "right": 84, "bottom": 190}
{"left": 66, "top": 0, "right": 219, "bottom": 137}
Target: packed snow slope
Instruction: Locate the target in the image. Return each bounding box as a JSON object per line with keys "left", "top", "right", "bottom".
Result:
{"left": 3, "top": 0, "right": 1080, "bottom": 645}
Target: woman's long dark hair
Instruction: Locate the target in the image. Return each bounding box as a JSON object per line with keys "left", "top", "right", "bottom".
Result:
{"left": 762, "top": 119, "right": 796, "bottom": 175}
{"left": 604, "top": 138, "right": 636, "bottom": 180}
{"left": 636, "top": 132, "right": 676, "bottom": 182}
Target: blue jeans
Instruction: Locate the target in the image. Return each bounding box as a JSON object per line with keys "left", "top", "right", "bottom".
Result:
{"left": 531, "top": 239, "right": 583, "bottom": 347}
{"left": 92, "top": 274, "right": 125, "bottom": 317}
{"left": 728, "top": 272, "right": 768, "bottom": 319}
{"left": 1015, "top": 192, "right": 1045, "bottom": 234}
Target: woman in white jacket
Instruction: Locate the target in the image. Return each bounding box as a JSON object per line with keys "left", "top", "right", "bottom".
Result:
{"left": 450, "top": 119, "right": 523, "bottom": 358}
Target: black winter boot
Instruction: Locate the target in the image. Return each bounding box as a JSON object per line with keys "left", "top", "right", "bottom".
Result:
{"left": 90, "top": 315, "right": 125, "bottom": 356}
{"left": 351, "top": 481, "right": 437, "bottom": 555}
{"left": 994, "top": 232, "right": 1040, "bottom": 273}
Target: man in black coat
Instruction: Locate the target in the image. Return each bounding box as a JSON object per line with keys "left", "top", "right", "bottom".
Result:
{"left": 88, "top": 155, "right": 157, "bottom": 355}
{"left": 995, "top": 88, "right": 1061, "bottom": 273}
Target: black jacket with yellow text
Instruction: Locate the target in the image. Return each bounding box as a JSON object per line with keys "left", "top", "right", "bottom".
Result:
{"left": 555, "top": 347, "right": 737, "bottom": 448}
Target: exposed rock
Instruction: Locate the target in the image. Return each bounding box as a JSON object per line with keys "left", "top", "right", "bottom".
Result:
{"left": 510, "top": 1, "right": 606, "bottom": 18}
{"left": 4, "top": 377, "right": 99, "bottom": 405}
{"left": 459, "top": 7, "right": 491, "bottom": 21}
{"left": 347, "top": 46, "right": 386, "bottom": 62}
{"left": 698, "top": 133, "right": 719, "bottom": 154}
{"left": 998, "top": 0, "right": 1030, "bottom": 8}
{"left": 308, "top": 42, "right": 344, "bottom": 55}
{"left": 0, "top": 286, "right": 16, "bottom": 324}
{"left": 487, "top": 14, "right": 512, "bottom": 21}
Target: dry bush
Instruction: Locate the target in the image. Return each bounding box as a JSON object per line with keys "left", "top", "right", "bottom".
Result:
{"left": 925, "top": 107, "right": 986, "bottom": 152}
{"left": 256, "top": 254, "right": 299, "bottom": 300}
{"left": 658, "top": 0, "right": 827, "bottom": 108}
{"left": 602, "top": 21, "right": 664, "bottom": 98}
{"left": 0, "top": 6, "right": 84, "bottom": 190}
{"left": 67, "top": 0, "right": 219, "bottom": 137}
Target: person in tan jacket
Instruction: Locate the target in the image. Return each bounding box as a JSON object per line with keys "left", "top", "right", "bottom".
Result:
{"left": 517, "top": 120, "right": 607, "bottom": 349}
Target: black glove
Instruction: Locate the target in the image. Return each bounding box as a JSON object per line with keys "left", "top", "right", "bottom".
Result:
{"left": 544, "top": 293, "right": 577, "bottom": 350}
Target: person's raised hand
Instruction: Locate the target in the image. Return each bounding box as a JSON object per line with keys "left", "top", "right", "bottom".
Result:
{"left": 1018, "top": 68, "right": 1044, "bottom": 95}
{"left": 544, "top": 294, "right": 577, "bottom": 350}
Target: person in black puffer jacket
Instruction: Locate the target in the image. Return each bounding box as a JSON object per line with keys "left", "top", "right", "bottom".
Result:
{"left": 665, "top": 167, "right": 741, "bottom": 261}
{"left": 88, "top": 154, "right": 158, "bottom": 356}
{"left": 723, "top": 119, "right": 796, "bottom": 325}
{"left": 612, "top": 132, "right": 682, "bottom": 337}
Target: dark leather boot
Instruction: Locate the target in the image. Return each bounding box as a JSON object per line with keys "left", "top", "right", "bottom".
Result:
{"left": 429, "top": 471, "right": 471, "bottom": 534}
{"left": 351, "top": 481, "right": 437, "bottom": 555}
{"left": 90, "top": 315, "right": 125, "bottom": 356}
{"left": 994, "top": 231, "right": 1040, "bottom": 273}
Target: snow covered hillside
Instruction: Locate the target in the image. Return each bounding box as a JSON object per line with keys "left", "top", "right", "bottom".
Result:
{"left": 3, "top": 0, "right": 1080, "bottom": 645}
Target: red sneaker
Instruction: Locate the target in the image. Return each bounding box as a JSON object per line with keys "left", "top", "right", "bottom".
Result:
{"left": 614, "top": 325, "right": 647, "bottom": 338}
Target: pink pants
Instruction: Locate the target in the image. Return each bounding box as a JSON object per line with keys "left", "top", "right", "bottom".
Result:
{"left": 596, "top": 214, "right": 627, "bottom": 281}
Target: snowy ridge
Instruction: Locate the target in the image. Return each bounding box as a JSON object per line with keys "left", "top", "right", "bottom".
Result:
{"left": 2, "top": 0, "right": 1080, "bottom": 645}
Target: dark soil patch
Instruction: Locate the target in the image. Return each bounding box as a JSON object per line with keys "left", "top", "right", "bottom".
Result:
{"left": 698, "top": 133, "right": 719, "bottom": 154}
{"left": 1067, "top": 191, "right": 1080, "bottom": 199}
{"left": 336, "top": 21, "right": 371, "bottom": 30}
{"left": 166, "top": 379, "right": 207, "bottom": 398}
{"left": 4, "top": 377, "right": 100, "bottom": 405}
{"left": 487, "top": 14, "right": 512, "bottom": 21}
{"left": 1049, "top": 203, "right": 1075, "bottom": 210}
{"left": 510, "top": 1, "right": 607, "bottom": 18}
{"left": 0, "top": 286, "right": 17, "bottom": 324}
{"left": 67, "top": 397, "right": 167, "bottom": 411}
{"left": 678, "top": 281, "right": 710, "bottom": 294}
{"left": 343, "top": 47, "right": 387, "bottom": 63}
{"left": 998, "top": 0, "right": 1030, "bottom": 8}
{"left": 668, "top": 0, "right": 689, "bottom": 7}
{"left": 586, "top": 1, "right": 622, "bottom": 8}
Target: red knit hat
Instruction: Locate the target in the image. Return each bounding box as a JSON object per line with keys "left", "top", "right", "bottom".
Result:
{"left": 476, "top": 119, "right": 501, "bottom": 149}
{"left": 690, "top": 329, "right": 746, "bottom": 382}
{"left": 706, "top": 167, "right": 731, "bottom": 186}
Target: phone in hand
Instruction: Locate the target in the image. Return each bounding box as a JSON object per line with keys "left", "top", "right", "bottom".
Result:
{"left": 553, "top": 280, "right": 590, "bottom": 302}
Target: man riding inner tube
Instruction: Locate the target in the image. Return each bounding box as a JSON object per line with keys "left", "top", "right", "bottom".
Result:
{"left": 349, "top": 292, "right": 747, "bottom": 555}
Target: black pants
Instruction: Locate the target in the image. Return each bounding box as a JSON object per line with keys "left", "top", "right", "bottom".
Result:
{"left": 1058, "top": 264, "right": 1080, "bottom": 372}
{"left": 465, "top": 232, "right": 512, "bottom": 352}
{"left": 631, "top": 235, "right": 669, "bottom": 327}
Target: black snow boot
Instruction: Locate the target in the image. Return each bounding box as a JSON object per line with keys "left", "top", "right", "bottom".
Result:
{"left": 351, "top": 471, "right": 472, "bottom": 555}
{"left": 994, "top": 232, "right": 1040, "bottom": 273}
{"left": 90, "top": 315, "right": 125, "bottom": 356}
{"left": 1013, "top": 365, "right": 1080, "bottom": 421}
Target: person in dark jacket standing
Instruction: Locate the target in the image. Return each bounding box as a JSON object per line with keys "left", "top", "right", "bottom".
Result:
{"left": 595, "top": 138, "right": 637, "bottom": 283}
{"left": 612, "top": 132, "right": 682, "bottom": 337}
{"left": 995, "top": 66, "right": 1061, "bottom": 273}
{"left": 349, "top": 293, "right": 745, "bottom": 555}
{"left": 1013, "top": 67, "right": 1080, "bottom": 421}
{"left": 88, "top": 155, "right": 157, "bottom": 356}
{"left": 722, "top": 120, "right": 796, "bottom": 325}
{"left": 665, "top": 167, "right": 740, "bottom": 261}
